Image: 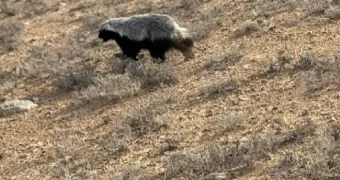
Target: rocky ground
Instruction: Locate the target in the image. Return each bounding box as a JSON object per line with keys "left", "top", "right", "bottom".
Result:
{"left": 1, "top": 0, "right": 340, "bottom": 179}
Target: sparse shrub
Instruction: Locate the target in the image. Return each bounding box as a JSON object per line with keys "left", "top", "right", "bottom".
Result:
{"left": 73, "top": 74, "right": 140, "bottom": 104}
{"left": 126, "top": 59, "right": 179, "bottom": 90}
{"left": 199, "top": 79, "right": 238, "bottom": 99}
{"left": 82, "top": 14, "right": 108, "bottom": 30}
{"left": 267, "top": 123, "right": 340, "bottom": 179}
{"left": 294, "top": 51, "right": 316, "bottom": 71}
{"left": 264, "top": 53, "right": 293, "bottom": 74}
{"left": 163, "top": 152, "right": 205, "bottom": 180}
{"left": 2, "top": 0, "right": 60, "bottom": 19}
{"left": 234, "top": 20, "right": 260, "bottom": 37}
{"left": 163, "top": 142, "right": 256, "bottom": 180}
{"left": 48, "top": 128, "right": 92, "bottom": 179}
{"left": 50, "top": 38, "right": 88, "bottom": 60}
{"left": 301, "top": 0, "right": 330, "bottom": 15}
{"left": 0, "top": 1, "right": 15, "bottom": 18}
{"left": 164, "top": 119, "right": 314, "bottom": 180}
{"left": 18, "top": 46, "right": 71, "bottom": 78}
{"left": 112, "top": 165, "right": 154, "bottom": 180}
{"left": 21, "top": 1, "right": 60, "bottom": 18}
{"left": 190, "top": 8, "right": 221, "bottom": 41}
{"left": 119, "top": 108, "right": 166, "bottom": 136}
{"left": 110, "top": 57, "right": 134, "bottom": 74}
{"left": 295, "top": 52, "right": 340, "bottom": 92}
{"left": 68, "top": 1, "right": 96, "bottom": 13}
{"left": 325, "top": 6, "right": 340, "bottom": 19}
{"left": 204, "top": 111, "right": 245, "bottom": 136}
{"left": 174, "top": 0, "right": 202, "bottom": 10}
{"left": 0, "top": 21, "right": 23, "bottom": 53}
{"left": 53, "top": 66, "right": 96, "bottom": 91}
{"left": 117, "top": 97, "right": 170, "bottom": 136}
{"left": 18, "top": 43, "right": 89, "bottom": 80}
{"left": 158, "top": 137, "right": 180, "bottom": 154}
{"left": 79, "top": 6, "right": 117, "bottom": 30}
{"left": 113, "top": 166, "right": 142, "bottom": 180}
{"left": 0, "top": 81, "right": 15, "bottom": 96}
{"left": 203, "top": 44, "right": 246, "bottom": 71}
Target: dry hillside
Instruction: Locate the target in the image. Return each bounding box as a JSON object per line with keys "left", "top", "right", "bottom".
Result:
{"left": 1, "top": 0, "right": 340, "bottom": 179}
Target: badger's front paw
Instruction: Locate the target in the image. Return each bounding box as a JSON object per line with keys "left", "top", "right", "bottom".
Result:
{"left": 114, "top": 52, "right": 124, "bottom": 58}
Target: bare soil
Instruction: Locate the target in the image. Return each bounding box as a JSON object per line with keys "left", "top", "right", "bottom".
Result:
{"left": 1, "top": 0, "right": 340, "bottom": 179}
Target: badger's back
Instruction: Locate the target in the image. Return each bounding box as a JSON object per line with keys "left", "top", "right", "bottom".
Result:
{"left": 100, "top": 14, "right": 190, "bottom": 42}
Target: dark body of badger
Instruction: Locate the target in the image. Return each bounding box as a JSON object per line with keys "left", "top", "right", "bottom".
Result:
{"left": 98, "top": 14, "right": 194, "bottom": 61}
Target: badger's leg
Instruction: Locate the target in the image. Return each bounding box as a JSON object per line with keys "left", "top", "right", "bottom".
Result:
{"left": 116, "top": 37, "right": 141, "bottom": 60}
{"left": 148, "top": 40, "right": 171, "bottom": 62}
{"left": 149, "top": 49, "right": 166, "bottom": 61}
{"left": 123, "top": 48, "right": 140, "bottom": 60}
{"left": 118, "top": 45, "right": 140, "bottom": 60}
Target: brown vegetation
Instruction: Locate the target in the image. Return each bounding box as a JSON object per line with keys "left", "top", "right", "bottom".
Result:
{"left": 1, "top": 0, "right": 340, "bottom": 179}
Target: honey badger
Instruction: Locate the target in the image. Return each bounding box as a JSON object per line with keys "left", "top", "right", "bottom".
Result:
{"left": 98, "top": 14, "right": 194, "bottom": 61}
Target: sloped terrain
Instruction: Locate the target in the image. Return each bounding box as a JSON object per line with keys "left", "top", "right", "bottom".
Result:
{"left": 1, "top": 0, "right": 340, "bottom": 179}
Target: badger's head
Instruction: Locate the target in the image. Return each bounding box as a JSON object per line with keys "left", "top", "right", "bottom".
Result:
{"left": 98, "top": 21, "right": 121, "bottom": 42}
{"left": 98, "top": 29, "right": 120, "bottom": 42}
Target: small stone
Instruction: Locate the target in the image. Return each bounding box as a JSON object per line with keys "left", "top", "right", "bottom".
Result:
{"left": 205, "top": 110, "right": 213, "bottom": 117}
{"left": 205, "top": 173, "right": 228, "bottom": 180}
{"left": 0, "top": 100, "right": 38, "bottom": 116}
{"left": 268, "top": 106, "right": 278, "bottom": 111}
{"left": 171, "top": 178, "right": 186, "bottom": 180}
{"left": 299, "top": 109, "right": 309, "bottom": 116}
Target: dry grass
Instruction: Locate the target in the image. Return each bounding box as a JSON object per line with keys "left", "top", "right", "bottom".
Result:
{"left": 73, "top": 74, "right": 140, "bottom": 104}
{"left": 0, "top": 21, "right": 23, "bottom": 53}
{"left": 2, "top": 0, "right": 340, "bottom": 179}
{"left": 53, "top": 66, "right": 96, "bottom": 91}
{"left": 125, "top": 59, "right": 179, "bottom": 90}
{"left": 1, "top": 0, "right": 60, "bottom": 19}
{"left": 163, "top": 119, "right": 315, "bottom": 180}
{"left": 325, "top": 6, "right": 340, "bottom": 19}
{"left": 295, "top": 52, "right": 340, "bottom": 93}
{"left": 233, "top": 20, "right": 261, "bottom": 38}
{"left": 203, "top": 44, "right": 246, "bottom": 72}
{"left": 266, "top": 122, "right": 340, "bottom": 179}
{"left": 199, "top": 78, "right": 238, "bottom": 100}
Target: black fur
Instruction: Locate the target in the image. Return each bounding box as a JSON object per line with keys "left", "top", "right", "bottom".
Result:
{"left": 99, "top": 29, "right": 176, "bottom": 61}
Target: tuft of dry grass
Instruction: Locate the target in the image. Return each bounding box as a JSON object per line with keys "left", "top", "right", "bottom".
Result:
{"left": 164, "top": 118, "right": 314, "bottom": 180}
{"left": 1, "top": 0, "right": 60, "bottom": 19}
{"left": 294, "top": 51, "right": 316, "bottom": 71}
{"left": 53, "top": 66, "right": 96, "bottom": 91}
{"left": 190, "top": 8, "right": 221, "bottom": 41}
{"left": 112, "top": 165, "right": 143, "bottom": 180}
{"left": 265, "top": 53, "right": 293, "bottom": 74}
{"left": 17, "top": 46, "right": 71, "bottom": 79}
{"left": 73, "top": 74, "right": 140, "bottom": 104}
{"left": 116, "top": 89, "right": 175, "bottom": 137}
{"left": 203, "top": 44, "right": 246, "bottom": 72}
{"left": 125, "top": 59, "right": 179, "bottom": 90}
{"left": 204, "top": 111, "right": 245, "bottom": 136}
{"left": 0, "top": 1, "right": 15, "bottom": 18}
{"left": 110, "top": 57, "right": 135, "bottom": 74}
{"left": 118, "top": 105, "right": 167, "bottom": 136}
{"left": 0, "top": 21, "right": 23, "bottom": 53}
{"left": 234, "top": 20, "right": 260, "bottom": 38}
{"left": 199, "top": 79, "right": 238, "bottom": 99}
{"left": 266, "top": 123, "right": 340, "bottom": 179}
{"left": 3, "top": 0, "right": 340, "bottom": 179}
{"left": 325, "top": 6, "right": 340, "bottom": 19}
{"left": 300, "top": 0, "right": 330, "bottom": 15}
{"left": 295, "top": 51, "right": 340, "bottom": 92}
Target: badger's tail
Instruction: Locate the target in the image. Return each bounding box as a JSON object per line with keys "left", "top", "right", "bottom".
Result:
{"left": 172, "top": 25, "right": 194, "bottom": 60}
